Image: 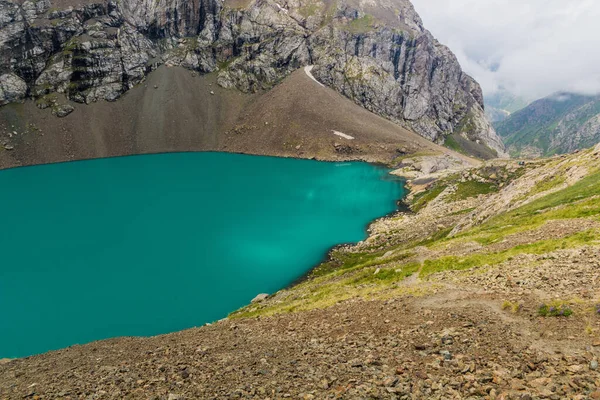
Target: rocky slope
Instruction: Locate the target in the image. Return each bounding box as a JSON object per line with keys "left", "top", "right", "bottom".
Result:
{"left": 0, "top": 0, "right": 505, "bottom": 158}
{"left": 0, "top": 66, "right": 480, "bottom": 169}
{"left": 3, "top": 143, "right": 600, "bottom": 399}
{"left": 495, "top": 92, "right": 600, "bottom": 157}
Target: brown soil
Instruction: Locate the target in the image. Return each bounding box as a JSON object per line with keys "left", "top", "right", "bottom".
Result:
{"left": 0, "top": 67, "right": 469, "bottom": 171}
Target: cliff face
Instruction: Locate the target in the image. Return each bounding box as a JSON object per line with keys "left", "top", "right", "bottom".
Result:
{"left": 0, "top": 0, "right": 505, "bottom": 157}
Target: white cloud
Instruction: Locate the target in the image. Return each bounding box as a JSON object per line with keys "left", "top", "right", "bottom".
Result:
{"left": 410, "top": 0, "right": 600, "bottom": 99}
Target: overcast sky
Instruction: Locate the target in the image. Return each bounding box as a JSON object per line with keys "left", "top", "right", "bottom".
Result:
{"left": 410, "top": 0, "right": 600, "bottom": 100}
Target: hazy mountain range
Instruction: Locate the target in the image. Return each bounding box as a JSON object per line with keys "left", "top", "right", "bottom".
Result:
{"left": 493, "top": 92, "right": 600, "bottom": 157}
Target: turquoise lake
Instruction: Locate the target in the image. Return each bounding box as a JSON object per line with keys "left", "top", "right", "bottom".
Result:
{"left": 0, "top": 152, "right": 405, "bottom": 358}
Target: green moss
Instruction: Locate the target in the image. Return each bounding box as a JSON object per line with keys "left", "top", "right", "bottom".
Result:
{"left": 62, "top": 39, "right": 79, "bottom": 53}
{"left": 217, "top": 58, "right": 235, "bottom": 70}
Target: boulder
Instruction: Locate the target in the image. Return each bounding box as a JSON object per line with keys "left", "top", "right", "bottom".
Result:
{"left": 0, "top": 74, "right": 27, "bottom": 106}
{"left": 251, "top": 293, "right": 269, "bottom": 303}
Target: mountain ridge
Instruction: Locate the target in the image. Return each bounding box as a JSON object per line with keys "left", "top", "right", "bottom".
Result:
{"left": 494, "top": 91, "right": 600, "bottom": 157}
{"left": 484, "top": 89, "right": 531, "bottom": 123}
{"left": 0, "top": 0, "right": 506, "bottom": 160}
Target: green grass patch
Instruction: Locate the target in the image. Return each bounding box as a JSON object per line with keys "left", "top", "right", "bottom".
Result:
{"left": 538, "top": 302, "right": 573, "bottom": 317}
{"left": 528, "top": 175, "right": 566, "bottom": 197}
{"left": 448, "top": 180, "right": 498, "bottom": 202}
{"left": 299, "top": 2, "right": 320, "bottom": 18}
{"left": 311, "top": 249, "right": 413, "bottom": 277}
{"left": 447, "top": 169, "right": 600, "bottom": 246}
{"left": 444, "top": 134, "right": 464, "bottom": 154}
{"left": 345, "top": 14, "right": 376, "bottom": 34}
{"left": 421, "top": 229, "right": 599, "bottom": 277}
{"left": 350, "top": 262, "right": 420, "bottom": 286}
{"left": 502, "top": 301, "right": 522, "bottom": 313}
{"left": 411, "top": 184, "right": 447, "bottom": 211}
{"left": 515, "top": 168, "right": 600, "bottom": 215}
{"left": 417, "top": 227, "right": 453, "bottom": 247}
{"left": 448, "top": 207, "right": 475, "bottom": 217}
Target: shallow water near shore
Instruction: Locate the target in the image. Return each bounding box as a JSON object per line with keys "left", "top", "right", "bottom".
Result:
{"left": 0, "top": 152, "right": 405, "bottom": 358}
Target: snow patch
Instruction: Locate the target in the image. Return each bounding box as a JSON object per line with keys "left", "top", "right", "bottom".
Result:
{"left": 304, "top": 65, "right": 325, "bottom": 87}
{"left": 275, "top": 3, "right": 288, "bottom": 13}
{"left": 333, "top": 130, "right": 354, "bottom": 140}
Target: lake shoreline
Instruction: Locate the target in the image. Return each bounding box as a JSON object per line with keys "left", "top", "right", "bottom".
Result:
{"left": 281, "top": 177, "right": 410, "bottom": 293}
{"left": 0, "top": 152, "right": 406, "bottom": 359}
{"left": 0, "top": 147, "right": 403, "bottom": 172}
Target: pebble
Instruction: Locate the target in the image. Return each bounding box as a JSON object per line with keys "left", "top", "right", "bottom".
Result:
{"left": 441, "top": 335, "right": 454, "bottom": 345}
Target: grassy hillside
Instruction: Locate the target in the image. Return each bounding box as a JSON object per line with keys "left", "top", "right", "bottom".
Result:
{"left": 494, "top": 92, "right": 600, "bottom": 157}
{"left": 233, "top": 145, "right": 600, "bottom": 319}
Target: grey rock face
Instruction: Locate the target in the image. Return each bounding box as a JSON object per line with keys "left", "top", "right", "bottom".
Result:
{"left": 0, "top": 73, "right": 27, "bottom": 105}
{"left": 0, "top": 0, "right": 505, "bottom": 155}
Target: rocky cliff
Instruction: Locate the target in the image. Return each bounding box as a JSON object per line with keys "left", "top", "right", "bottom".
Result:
{"left": 0, "top": 0, "right": 505, "bottom": 157}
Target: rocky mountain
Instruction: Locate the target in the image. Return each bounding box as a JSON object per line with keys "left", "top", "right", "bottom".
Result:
{"left": 484, "top": 89, "right": 530, "bottom": 123}
{"left": 495, "top": 92, "right": 600, "bottom": 157}
{"left": 0, "top": 0, "right": 505, "bottom": 159}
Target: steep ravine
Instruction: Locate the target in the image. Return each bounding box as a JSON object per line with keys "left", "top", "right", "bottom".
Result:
{"left": 0, "top": 0, "right": 505, "bottom": 159}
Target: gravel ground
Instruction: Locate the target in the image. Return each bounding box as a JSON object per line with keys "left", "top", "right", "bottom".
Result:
{"left": 2, "top": 293, "right": 600, "bottom": 400}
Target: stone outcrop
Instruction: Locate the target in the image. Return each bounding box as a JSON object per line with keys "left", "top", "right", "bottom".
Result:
{"left": 0, "top": 73, "right": 27, "bottom": 105}
{"left": 0, "top": 0, "right": 506, "bottom": 156}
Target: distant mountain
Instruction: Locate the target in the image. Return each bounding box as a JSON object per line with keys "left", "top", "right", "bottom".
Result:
{"left": 484, "top": 90, "right": 531, "bottom": 123}
{"left": 494, "top": 93, "right": 600, "bottom": 157}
